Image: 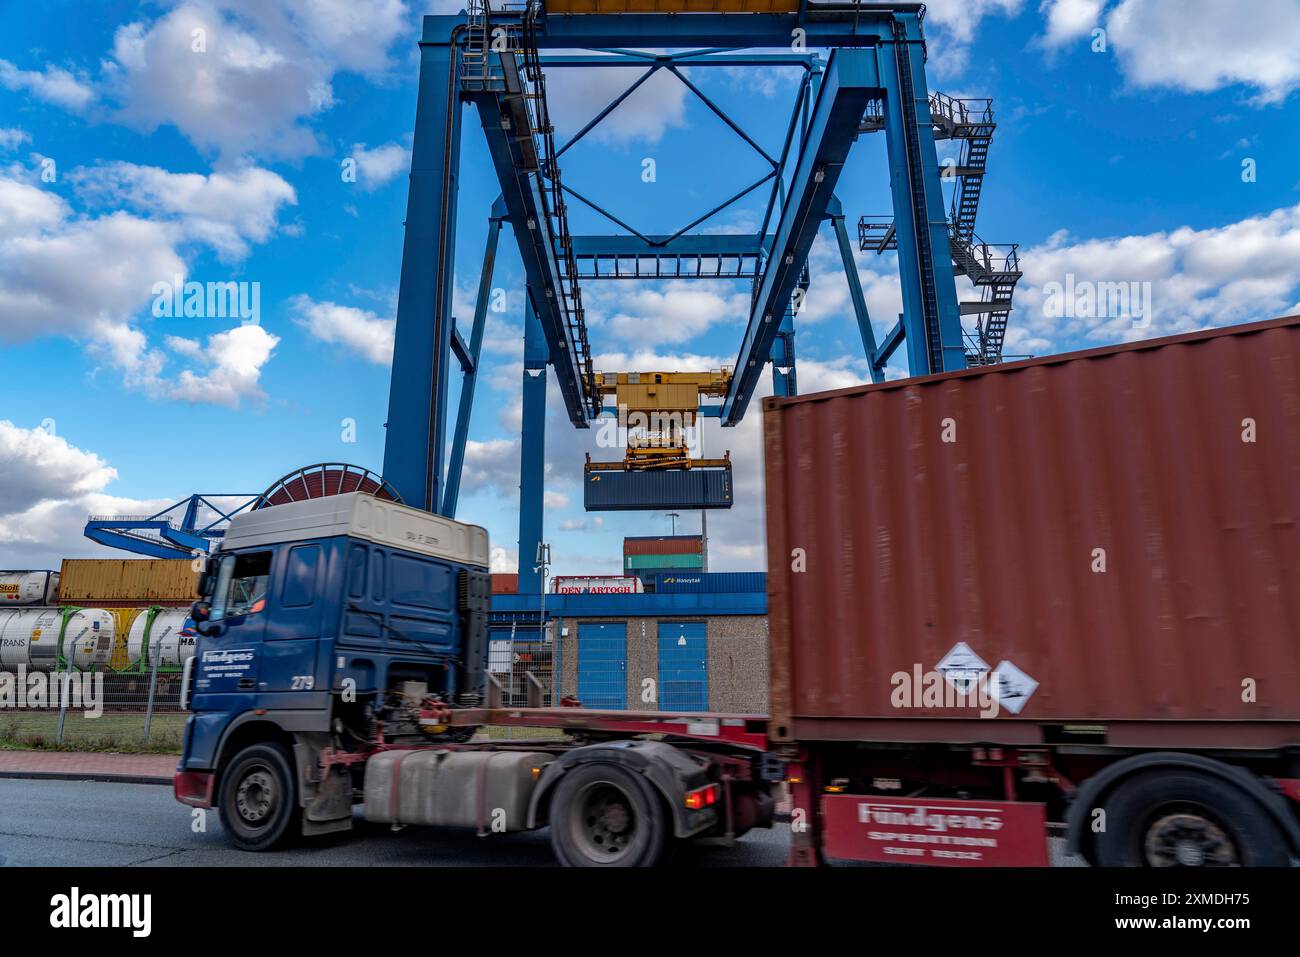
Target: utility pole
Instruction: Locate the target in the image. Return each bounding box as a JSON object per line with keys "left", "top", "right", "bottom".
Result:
{"left": 666, "top": 512, "right": 680, "bottom": 536}
{"left": 534, "top": 540, "right": 551, "bottom": 638}
{"left": 699, "top": 422, "right": 708, "bottom": 571}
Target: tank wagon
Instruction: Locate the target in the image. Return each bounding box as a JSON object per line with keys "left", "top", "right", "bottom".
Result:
{"left": 0, "top": 570, "right": 60, "bottom": 606}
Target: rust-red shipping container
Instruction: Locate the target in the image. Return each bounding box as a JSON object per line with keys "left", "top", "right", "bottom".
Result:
{"left": 764, "top": 317, "right": 1300, "bottom": 748}
{"left": 490, "top": 573, "right": 518, "bottom": 595}
{"left": 622, "top": 535, "right": 704, "bottom": 557}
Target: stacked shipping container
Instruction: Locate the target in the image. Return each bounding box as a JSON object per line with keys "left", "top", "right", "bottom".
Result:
{"left": 623, "top": 535, "right": 704, "bottom": 579}
{"left": 59, "top": 559, "right": 199, "bottom": 607}
{"left": 57, "top": 559, "right": 200, "bottom": 672}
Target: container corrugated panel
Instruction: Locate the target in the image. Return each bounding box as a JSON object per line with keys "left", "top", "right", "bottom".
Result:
{"left": 623, "top": 535, "right": 704, "bottom": 557}
{"left": 655, "top": 572, "right": 767, "bottom": 593}
{"left": 584, "top": 469, "right": 732, "bottom": 511}
{"left": 764, "top": 317, "right": 1300, "bottom": 744}
{"left": 624, "top": 553, "right": 704, "bottom": 571}
{"left": 60, "top": 559, "right": 200, "bottom": 602}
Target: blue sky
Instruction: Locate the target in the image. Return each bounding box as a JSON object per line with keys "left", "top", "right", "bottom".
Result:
{"left": 2, "top": 0, "right": 1300, "bottom": 575}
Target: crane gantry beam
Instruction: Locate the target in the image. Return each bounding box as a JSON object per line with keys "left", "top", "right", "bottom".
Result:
{"left": 381, "top": 4, "right": 976, "bottom": 593}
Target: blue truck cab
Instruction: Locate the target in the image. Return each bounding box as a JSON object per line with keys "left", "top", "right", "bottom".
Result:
{"left": 174, "top": 491, "right": 491, "bottom": 848}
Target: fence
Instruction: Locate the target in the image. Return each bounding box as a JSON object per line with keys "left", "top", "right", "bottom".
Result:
{"left": 1, "top": 647, "right": 187, "bottom": 752}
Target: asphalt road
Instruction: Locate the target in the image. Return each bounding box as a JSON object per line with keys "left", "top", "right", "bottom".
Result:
{"left": 0, "top": 779, "right": 1084, "bottom": 867}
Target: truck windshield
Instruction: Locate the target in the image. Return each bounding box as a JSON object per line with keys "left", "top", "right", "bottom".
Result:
{"left": 210, "top": 551, "right": 272, "bottom": 622}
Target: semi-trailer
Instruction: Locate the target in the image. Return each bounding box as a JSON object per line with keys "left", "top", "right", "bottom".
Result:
{"left": 764, "top": 315, "right": 1300, "bottom": 867}
{"left": 174, "top": 317, "right": 1300, "bottom": 866}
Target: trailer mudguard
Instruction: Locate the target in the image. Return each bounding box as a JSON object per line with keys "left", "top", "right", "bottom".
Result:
{"left": 1065, "top": 750, "right": 1300, "bottom": 862}
{"left": 527, "top": 739, "right": 715, "bottom": 838}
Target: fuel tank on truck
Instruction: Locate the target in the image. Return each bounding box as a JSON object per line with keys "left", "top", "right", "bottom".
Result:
{"left": 364, "top": 750, "right": 555, "bottom": 831}
{"left": 763, "top": 315, "right": 1300, "bottom": 746}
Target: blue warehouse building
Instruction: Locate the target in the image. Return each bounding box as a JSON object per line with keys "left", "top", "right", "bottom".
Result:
{"left": 489, "top": 573, "right": 769, "bottom": 714}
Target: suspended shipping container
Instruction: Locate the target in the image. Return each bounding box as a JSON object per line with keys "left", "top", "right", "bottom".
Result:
{"left": 584, "top": 469, "right": 732, "bottom": 511}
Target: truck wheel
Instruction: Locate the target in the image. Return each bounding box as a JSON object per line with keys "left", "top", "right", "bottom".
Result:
{"left": 1095, "top": 769, "right": 1289, "bottom": 867}
{"left": 549, "top": 763, "right": 670, "bottom": 867}
{"left": 218, "top": 743, "right": 300, "bottom": 852}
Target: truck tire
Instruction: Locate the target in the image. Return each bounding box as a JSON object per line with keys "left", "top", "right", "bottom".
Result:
{"left": 218, "top": 743, "right": 300, "bottom": 852}
{"left": 1095, "top": 769, "right": 1289, "bottom": 867}
{"left": 548, "top": 763, "right": 671, "bottom": 867}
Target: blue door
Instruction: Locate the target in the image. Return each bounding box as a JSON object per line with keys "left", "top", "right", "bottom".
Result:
{"left": 577, "top": 622, "right": 627, "bottom": 709}
{"left": 658, "top": 621, "right": 708, "bottom": 712}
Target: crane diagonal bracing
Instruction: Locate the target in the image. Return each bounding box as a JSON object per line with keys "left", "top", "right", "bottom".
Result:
{"left": 720, "top": 47, "right": 877, "bottom": 426}
{"left": 377, "top": 3, "right": 1001, "bottom": 593}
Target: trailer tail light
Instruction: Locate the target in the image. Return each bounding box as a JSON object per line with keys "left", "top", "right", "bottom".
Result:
{"left": 684, "top": 784, "right": 719, "bottom": 810}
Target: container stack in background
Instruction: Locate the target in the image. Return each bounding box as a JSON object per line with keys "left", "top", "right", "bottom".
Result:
{"left": 58, "top": 559, "right": 199, "bottom": 672}
{"left": 623, "top": 535, "right": 704, "bottom": 588}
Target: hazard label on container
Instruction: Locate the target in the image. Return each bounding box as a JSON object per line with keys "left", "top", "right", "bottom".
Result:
{"left": 820, "top": 794, "right": 1049, "bottom": 867}
{"left": 935, "top": 642, "right": 989, "bottom": 695}
{"left": 990, "top": 660, "right": 1039, "bottom": 714}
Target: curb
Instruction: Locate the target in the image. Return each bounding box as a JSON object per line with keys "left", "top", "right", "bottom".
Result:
{"left": 0, "top": 770, "right": 171, "bottom": 786}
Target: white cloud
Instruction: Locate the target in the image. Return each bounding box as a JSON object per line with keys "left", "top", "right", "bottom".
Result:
{"left": 585, "top": 280, "right": 750, "bottom": 346}
{"left": 0, "top": 164, "right": 290, "bottom": 406}
{"left": 0, "top": 422, "right": 117, "bottom": 516}
{"left": 290, "top": 294, "right": 395, "bottom": 364}
{"left": 104, "top": 1, "right": 410, "bottom": 160}
{"left": 460, "top": 438, "right": 521, "bottom": 498}
{"left": 169, "top": 324, "right": 281, "bottom": 407}
{"left": 348, "top": 142, "right": 411, "bottom": 190}
{"left": 546, "top": 65, "right": 689, "bottom": 145}
{"left": 0, "top": 128, "right": 31, "bottom": 151}
{"left": 0, "top": 422, "right": 174, "bottom": 568}
{"left": 1037, "top": 0, "right": 1105, "bottom": 48}
{"left": 0, "top": 175, "right": 69, "bottom": 241}
{"left": 0, "top": 60, "right": 95, "bottom": 111}
{"left": 1014, "top": 203, "right": 1300, "bottom": 351}
{"left": 70, "top": 162, "right": 297, "bottom": 259}
{"left": 1105, "top": 0, "right": 1300, "bottom": 104}
{"left": 923, "top": 0, "right": 1024, "bottom": 76}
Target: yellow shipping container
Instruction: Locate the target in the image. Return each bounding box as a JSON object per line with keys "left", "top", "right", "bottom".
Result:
{"left": 60, "top": 559, "right": 200, "bottom": 602}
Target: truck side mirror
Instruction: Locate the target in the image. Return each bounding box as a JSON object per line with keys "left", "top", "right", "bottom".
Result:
{"left": 191, "top": 600, "right": 214, "bottom": 635}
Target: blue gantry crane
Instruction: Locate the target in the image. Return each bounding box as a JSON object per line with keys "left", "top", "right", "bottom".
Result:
{"left": 84, "top": 3, "right": 1020, "bottom": 579}
{"left": 84, "top": 494, "right": 259, "bottom": 559}
{"left": 382, "top": 0, "right": 1022, "bottom": 594}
